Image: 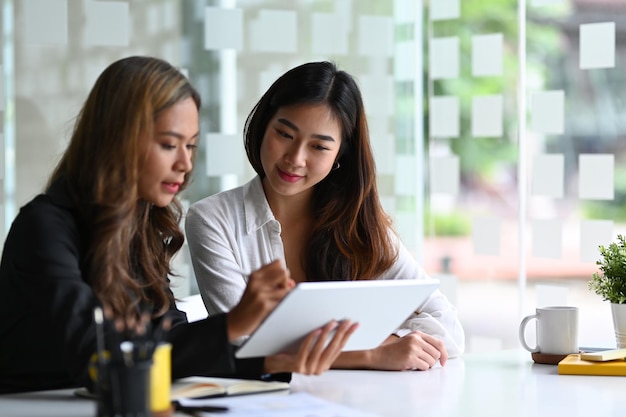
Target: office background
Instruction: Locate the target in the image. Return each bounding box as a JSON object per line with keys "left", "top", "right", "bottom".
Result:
{"left": 1, "top": 0, "right": 623, "bottom": 352}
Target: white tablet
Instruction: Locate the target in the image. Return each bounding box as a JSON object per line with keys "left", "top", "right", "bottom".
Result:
{"left": 235, "top": 278, "right": 439, "bottom": 358}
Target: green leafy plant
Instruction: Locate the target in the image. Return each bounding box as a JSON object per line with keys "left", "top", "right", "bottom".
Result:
{"left": 589, "top": 235, "right": 626, "bottom": 304}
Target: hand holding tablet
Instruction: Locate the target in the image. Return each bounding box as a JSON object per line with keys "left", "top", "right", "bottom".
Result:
{"left": 235, "top": 279, "right": 439, "bottom": 358}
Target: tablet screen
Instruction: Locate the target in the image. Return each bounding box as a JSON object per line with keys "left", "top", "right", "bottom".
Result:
{"left": 235, "top": 279, "right": 438, "bottom": 358}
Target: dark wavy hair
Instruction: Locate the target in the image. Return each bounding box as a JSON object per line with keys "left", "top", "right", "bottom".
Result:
{"left": 244, "top": 61, "right": 396, "bottom": 281}
{"left": 48, "top": 56, "right": 201, "bottom": 320}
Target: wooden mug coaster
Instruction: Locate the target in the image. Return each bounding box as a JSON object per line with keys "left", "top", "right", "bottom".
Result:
{"left": 531, "top": 352, "right": 574, "bottom": 365}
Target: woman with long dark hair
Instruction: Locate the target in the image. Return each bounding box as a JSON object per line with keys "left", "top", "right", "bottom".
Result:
{"left": 187, "top": 61, "right": 464, "bottom": 371}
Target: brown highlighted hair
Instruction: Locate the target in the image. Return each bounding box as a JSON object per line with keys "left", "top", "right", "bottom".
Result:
{"left": 48, "top": 56, "right": 201, "bottom": 320}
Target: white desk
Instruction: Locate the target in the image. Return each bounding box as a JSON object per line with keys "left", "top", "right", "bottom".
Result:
{"left": 293, "top": 349, "right": 626, "bottom": 417}
{"left": 1, "top": 350, "right": 624, "bottom": 417}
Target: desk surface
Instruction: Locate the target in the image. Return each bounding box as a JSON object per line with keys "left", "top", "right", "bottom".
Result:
{"left": 1, "top": 350, "right": 624, "bottom": 417}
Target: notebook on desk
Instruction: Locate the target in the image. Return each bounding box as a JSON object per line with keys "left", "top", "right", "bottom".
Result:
{"left": 235, "top": 278, "right": 439, "bottom": 358}
{"left": 557, "top": 354, "right": 626, "bottom": 376}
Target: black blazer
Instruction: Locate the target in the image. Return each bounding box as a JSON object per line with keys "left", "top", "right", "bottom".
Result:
{"left": 0, "top": 180, "right": 284, "bottom": 393}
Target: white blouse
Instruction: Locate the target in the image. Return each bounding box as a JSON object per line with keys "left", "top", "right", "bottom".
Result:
{"left": 185, "top": 176, "right": 465, "bottom": 357}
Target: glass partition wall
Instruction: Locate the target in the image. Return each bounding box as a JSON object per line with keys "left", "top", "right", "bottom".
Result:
{"left": 2, "top": 0, "right": 622, "bottom": 353}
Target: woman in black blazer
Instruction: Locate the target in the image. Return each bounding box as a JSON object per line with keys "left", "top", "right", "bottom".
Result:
{"left": 0, "top": 56, "right": 356, "bottom": 394}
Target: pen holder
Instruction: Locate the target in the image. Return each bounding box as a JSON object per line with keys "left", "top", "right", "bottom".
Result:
{"left": 96, "top": 359, "right": 152, "bottom": 417}
{"left": 150, "top": 343, "right": 172, "bottom": 414}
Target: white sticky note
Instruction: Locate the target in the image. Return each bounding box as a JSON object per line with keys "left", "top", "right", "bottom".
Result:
{"left": 368, "top": 116, "right": 394, "bottom": 175}
{"left": 359, "top": 74, "right": 393, "bottom": 116}
{"left": 532, "top": 154, "right": 564, "bottom": 198}
{"left": 430, "top": 96, "right": 459, "bottom": 139}
{"left": 205, "top": 133, "right": 245, "bottom": 177}
{"left": 395, "top": 155, "right": 417, "bottom": 196}
{"left": 531, "top": 90, "right": 564, "bottom": 135}
{"left": 580, "top": 220, "right": 613, "bottom": 263}
{"left": 536, "top": 284, "right": 569, "bottom": 307}
{"left": 472, "top": 95, "right": 503, "bottom": 137}
{"left": 580, "top": 22, "right": 615, "bottom": 70}
{"left": 394, "top": 0, "right": 416, "bottom": 24}
{"left": 204, "top": 7, "right": 243, "bottom": 51}
{"left": 24, "top": 0, "right": 67, "bottom": 45}
{"left": 431, "top": 0, "right": 460, "bottom": 21}
{"left": 84, "top": 1, "right": 129, "bottom": 46}
{"left": 531, "top": 0, "right": 564, "bottom": 5}
{"left": 532, "top": 219, "right": 562, "bottom": 259}
{"left": 358, "top": 16, "right": 393, "bottom": 57}
{"left": 312, "top": 13, "right": 348, "bottom": 55}
{"left": 395, "top": 41, "right": 416, "bottom": 81}
{"left": 395, "top": 211, "right": 416, "bottom": 250}
{"left": 258, "top": 65, "right": 288, "bottom": 97}
{"left": 0, "top": 134, "right": 4, "bottom": 177}
{"left": 249, "top": 10, "right": 297, "bottom": 53}
{"left": 472, "top": 33, "right": 503, "bottom": 77}
{"left": 472, "top": 216, "right": 501, "bottom": 256}
{"left": 430, "top": 156, "right": 459, "bottom": 196}
{"left": 579, "top": 154, "right": 614, "bottom": 200}
{"left": 430, "top": 37, "right": 459, "bottom": 80}
{"left": 0, "top": 66, "right": 4, "bottom": 111}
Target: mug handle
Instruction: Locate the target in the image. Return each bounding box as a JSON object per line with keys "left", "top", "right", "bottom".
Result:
{"left": 518, "top": 314, "right": 539, "bottom": 353}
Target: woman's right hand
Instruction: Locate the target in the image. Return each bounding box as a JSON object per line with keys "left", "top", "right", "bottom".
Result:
{"left": 226, "top": 260, "right": 295, "bottom": 341}
{"left": 263, "top": 320, "right": 359, "bottom": 375}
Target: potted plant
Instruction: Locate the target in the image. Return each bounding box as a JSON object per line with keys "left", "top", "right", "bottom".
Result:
{"left": 589, "top": 234, "right": 626, "bottom": 348}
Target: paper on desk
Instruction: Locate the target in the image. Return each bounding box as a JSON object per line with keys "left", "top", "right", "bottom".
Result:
{"left": 176, "top": 391, "right": 382, "bottom": 417}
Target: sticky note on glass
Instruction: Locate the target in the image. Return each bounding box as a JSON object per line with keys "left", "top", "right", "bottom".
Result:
{"left": 532, "top": 154, "right": 564, "bottom": 198}
{"left": 430, "top": 96, "right": 459, "bottom": 139}
{"left": 24, "top": 0, "right": 67, "bottom": 45}
{"left": 204, "top": 7, "right": 243, "bottom": 51}
{"left": 472, "top": 95, "right": 503, "bottom": 137}
{"left": 205, "top": 133, "right": 245, "bottom": 177}
{"left": 395, "top": 41, "right": 416, "bottom": 81}
{"left": 580, "top": 22, "right": 615, "bottom": 70}
{"left": 531, "top": 90, "right": 564, "bottom": 135}
{"left": 394, "top": 0, "right": 416, "bottom": 24}
{"left": 312, "top": 13, "right": 348, "bottom": 55}
{"left": 430, "top": 37, "right": 459, "bottom": 80}
{"left": 250, "top": 10, "right": 297, "bottom": 53}
{"left": 84, "top": 1, "right": 129, "bottom": 46}
{"left": 532, "top": 219, "right": 562, "bottom": 259}
{"left": 531, "top": 0, "right": 564, "bottom": 6}
{"left": 369, "top": 116, "right": 394, "bottom": 175}
{"left": 472, "top": 33, "right": 503, "bottom": 77}
{"left": 580, "top": 220, "right": 613, "bottom": 263}
{"left": 358, "top": 16, "right": 393, "bottom": 56}
{"left": 395, "top": 155, "right": 417, "bottom": 196}
{"left": 361, "top": 74, "right": 394, "bottom": 116}
{"left": 579, "top": 154, "right": 614, "bottom": 200}
{"left": 430, "top": 0, "right": 460, "bottom": 21}
{"left": 472, "top": 216, "right": 501, "bottom": 256}
{"left": 430, "top": 155, "right": 459, "bottom": 195}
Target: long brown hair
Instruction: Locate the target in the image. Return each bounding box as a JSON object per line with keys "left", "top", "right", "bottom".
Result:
{"left": 244, "top": 61, "right": 396, "bottom": 281}
{"left": 48, "top": 56, "right": 201, "bottom": 320}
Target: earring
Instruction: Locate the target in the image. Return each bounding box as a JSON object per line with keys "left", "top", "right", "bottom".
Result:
{"left": 333, "top": 161, "right": 341, "bottom": 170}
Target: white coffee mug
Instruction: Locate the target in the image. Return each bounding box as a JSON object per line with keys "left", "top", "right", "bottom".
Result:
{"left": 518, "top": 306, "right": 578, "bottom": 355}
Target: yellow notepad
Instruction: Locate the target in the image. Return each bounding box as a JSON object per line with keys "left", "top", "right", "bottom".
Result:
{"left": 557, "top": 354, "right": 626, "bottom": 376}
{"left": 170, "top": 376, "right": 290, "bottom": 399}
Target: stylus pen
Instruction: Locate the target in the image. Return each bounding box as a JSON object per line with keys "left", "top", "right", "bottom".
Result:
{"left": 172, "top": 400, "right": 229, "bottom": 414}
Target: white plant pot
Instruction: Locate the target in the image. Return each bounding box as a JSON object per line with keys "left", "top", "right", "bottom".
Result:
{"left": 610, "top": 302, "right": 626, "bottom": 348}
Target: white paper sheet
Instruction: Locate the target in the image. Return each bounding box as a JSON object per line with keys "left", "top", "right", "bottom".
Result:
{"left": 176, "top": 391, "right": 382, "bottom": 417}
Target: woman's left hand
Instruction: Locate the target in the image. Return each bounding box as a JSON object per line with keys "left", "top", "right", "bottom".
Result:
{"left": 263, "top": 319, "right": 359, "bottom": 375}
{"left": 369, "top": 331, "right": 448, "bottom": 371}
